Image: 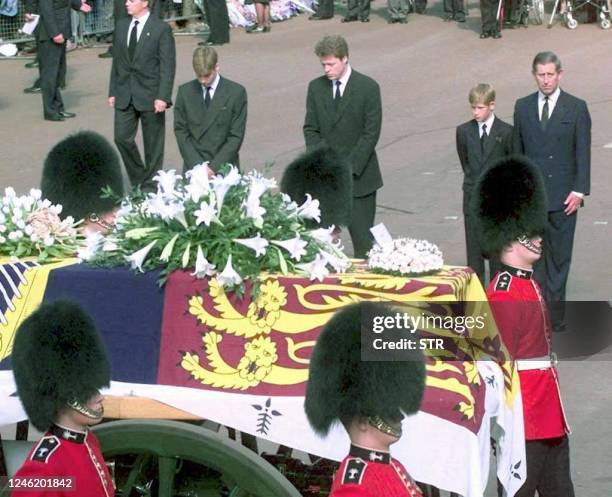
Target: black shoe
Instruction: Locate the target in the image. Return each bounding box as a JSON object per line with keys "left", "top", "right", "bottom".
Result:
{"left": 59, "top": 111, "right": 76, "bottom": 118}
{"left": 23, "top": 85, "right": 41, "bottom": 94}
{"left": 399, "top": 18, "right": 408, "bottom": 23}
{"left": 198, "top": 40, "right": 225, "bottom": 45}
{"left": 443, "top": 13, "right": 454, "bottom": 21}
{"left": 98, "top": 50, "right": 113, "bottom": 58}
{"left": 480, "top": 31, "right": 490, "bottom": 38}
{"left": 44, "top": 114, "right": 64, "bottom": 122}
{"left": 553, "top": 321, "right": 568, "bottom": 333}
{"left": 360, "top": 17, "right": 370, "bottom": 22}
{"left": 25, "top": 60, "right": 39, "bottom": 69}
{"left": 492, "top": 30, "right": 502, "bottom": 38}
{"left": 309, "top": 14, "right": 332, "bottom": 20}
{"left": 455, "top": 14, "right": 466, "bottom": 22}
{"left": 341, "top": 16, "right": 357, "bottom": 22}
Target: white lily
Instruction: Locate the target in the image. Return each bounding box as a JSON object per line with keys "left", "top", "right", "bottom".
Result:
{"left": 211, "top": 165, "right": 241, "bottom": 211}
{"left": 159, "top": 234, "right": 180, "bottom": 262}
{"left": 320, "top": 250, "right": 351, "bottom": 273}
{"left": 144, "top": 193, "right": 185, "bottom": 223}
{"left": 309, "top": 226, "right": 336, "bottom": 244}
{"left": 217, "top": 254, "right": 242, "bottom": 287}
{"left": 125, "top": 240, "right": 157, "bottom": 272}
{"left": 234, "top": 233, "right": 269, "bottom": 257}
{"left": 153, "top": 169, "right": 181, "bottom": 197}
{"left": 194, "top": 199, "right": 218, "bottom": 227}
{"left": 271, "top": 234, "right": 308, "bottom": 262}
{"left": 191, "top": 245, "right": 216, "bottom": 278}
{"left": 78, "top": 232, "right": 104, "bottom": 261}
{"left": 185, "top": 163, "right": 211, "bottom": 202}
{"left": 280, "top": 193, "right": 299, "bottom": 214}
{"left": 29, "top": 188, "right": 42, "bottom": 200}
{"left": 297, "top": 194, "right": 321, "bottom": 223}
{"left": 296, "top": 254, "right": 330, "bottom": 282}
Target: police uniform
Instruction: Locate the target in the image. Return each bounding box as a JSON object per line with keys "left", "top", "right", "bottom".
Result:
{"left": 330, "top": 445, "right": 422, "bottom": 497}
{"left": 13, "top": 426, "right": 114, "bottom": 497}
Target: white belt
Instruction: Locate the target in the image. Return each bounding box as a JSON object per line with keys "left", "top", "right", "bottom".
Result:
{"left": 516, "top": 353, "right": 557, "bottom": 371}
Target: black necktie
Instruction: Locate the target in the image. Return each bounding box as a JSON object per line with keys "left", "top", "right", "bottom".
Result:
{"left": 204, "top": 86, "right": 212, "bottom": 108}
{"left": 480, "top": 123, "right": 487, "bottom": 153}
{"left": 334, "top": 80, "right": 341, "bottom": 111}
{"left": 128, "top": 20, "right": 139, "bottom": 61}
{"left": 541, "top": 96, "right": 549, "bottom": 130}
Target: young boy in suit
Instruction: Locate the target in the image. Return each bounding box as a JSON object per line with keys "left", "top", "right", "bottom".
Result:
{"left": 456, "top": 84, "right": 513, "bottom": 286}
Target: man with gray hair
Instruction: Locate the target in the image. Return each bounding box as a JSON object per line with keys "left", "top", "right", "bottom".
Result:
{"left": 303, "top": 35, "right": 382, "bottom": 258}
{"left": 513, "top": 51, "right": 591, "bottom": 333}
{"left": 174, "top": 46, "right": 247, "bottom": 174}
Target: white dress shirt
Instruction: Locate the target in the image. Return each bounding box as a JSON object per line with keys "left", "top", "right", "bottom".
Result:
{"left": 332, "top": 65, "right": 352, "bottom": 98}
{"left": 127, "top": 11, "right": 150, "bottom": 44}
{"left": 202, "top": 72, "right": 220, "bottom": 101}
{"left": 538, "top": 87, "right": 560, "bottom": 120}
{"left": 479, "top": 114, "right": 495, "bottom": 138}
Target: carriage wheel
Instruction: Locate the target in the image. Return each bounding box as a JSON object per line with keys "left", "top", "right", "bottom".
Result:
{"left": 531, "top": 0, "right": 545, "bottom": 24}
{"left": 94, "top": 420, "right": 301, "bottom": 497}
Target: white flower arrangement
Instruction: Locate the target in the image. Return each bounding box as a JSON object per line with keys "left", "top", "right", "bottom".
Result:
{"left": 89, "top": 164, "right": 350, "bottom": 290}
{"left": 367, "top": 238, "right": 444, "bottom": 276}
{"left": 0, "top": 187, "right": 83, "bottom": 262}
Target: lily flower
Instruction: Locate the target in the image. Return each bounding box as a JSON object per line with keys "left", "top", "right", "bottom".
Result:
{"left": 194, "top": 199, "right": 218, "bottom": 227}
{"left": 191, "top": 245, "right": 216, "bottom": 278}
{"left": 308, "top": 226, "right": 336, "bottom": 244}
{"left": 234, "top": 233, "right": 269, "bottom": 257}
{"left": 217, "top": 254, "right": 242, "bottom": 287}
{"left": 320, "top": 250, "right": 351, "bottom": 273}
{"left": 159, "top": 234, "right": 180, "bottom": 262}
{"left": 125, "top": 240, "right": 157, "bottom": 272}
{"left": 271, "top": 234, "right": 308, "bottom": 262}
{"left": 296, "top": 254, "right": 330, "bottom": 282}
{"left": 153, "top": 169, "right": 181, "bottom": 197}
{"left": 297, "top": 194, "right": 321, "bottom": 222}
{"left": 211, "top": 165, "right": 241, "bottom": 211}
{"left": 185, "top": 163, "right": 211, "bottom": 202}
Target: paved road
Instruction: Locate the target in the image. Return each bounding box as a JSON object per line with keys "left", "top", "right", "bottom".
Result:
{"left": 1, "top": 3, "right": 610, "bottom": 495}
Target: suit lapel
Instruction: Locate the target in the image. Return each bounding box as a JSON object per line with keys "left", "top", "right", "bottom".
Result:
{"left": 528, "top": 92, "right": 546, "bottom": 138}
{"left": 133, "top": 16, "right": 153, "bottom": 62}
{"left": 544, "top": 90, "right": 567, "bottom": 134}
{"left": 470, "top": 120, "right": 483, "bottom": 161}
{"left": 199, "top": 77, "right": 230, "bottom": 137}
{"left": 333, "top": 73, "right": 353, "bottom": 125}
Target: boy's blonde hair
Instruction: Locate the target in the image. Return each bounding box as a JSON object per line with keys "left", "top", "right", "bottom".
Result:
{"left": 468, "top": 84, "right": 496, "bottom": 105}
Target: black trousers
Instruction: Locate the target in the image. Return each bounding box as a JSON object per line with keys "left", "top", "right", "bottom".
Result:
{"left": 464, "top": 212, "right": 500, "bottom": 286}
{"left": 514, "top": 436, "right": 575, "bottom": 497}
{"left": 534, "top": 210, "right": 577, "bottom": 326}
{"left": 348, "top": 192, "right": 376, "bottom": 259}
{"left": 114, "top": 104, "right": 166, "bottom": 190}
{"left": 316, "top": 0, "right": 334, "bottom": 17}
{"left": 346, "top": 0, "right": 371, "bottom": 19}
{"left": 443, "top": 0, "right": 465, "bottom": 15}
{"left": 203, "top": 0, "right": 230, "bottom": 44}
{"left": 38, "top": 39, "right": 66, "bottom": 118}
{"left": 480, "top": 0, "right": 500, "bottom": 31}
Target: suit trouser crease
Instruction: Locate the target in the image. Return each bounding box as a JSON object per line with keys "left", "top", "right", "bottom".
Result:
{"left": 114, "top": 105, "right": 166, "bottom": 187}
{"left": 202, "top": 0, "right": 230, "bottom": 43}
{"left": 348, "top": 192, "right": 376, "bottom": 259}
{"left": 533, "top": 210, "right": 577, "bottom": 323}
{"left": 480, "top": 0, "right": 498, "bottom": 30}
{"left": 39, "top": 40, "right": 66, "bottom": 117}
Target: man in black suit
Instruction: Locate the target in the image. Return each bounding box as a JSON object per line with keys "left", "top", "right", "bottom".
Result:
{"left": 37, "top": 0, "right": 91, "bottom": 121}
{"left": 108, "top": 0, "right": 176, "bottom": 189}
{"left": 513, "top": 51, "right": 591, "bottom": 332}
{"left": 174, "top": 46, "right": 247, "bottom": 174}
{"left": 456, "top": 83, "right": 513, "bottom": 285}
{"left": 303, "top": 35, "right": 382, "bottom": 258}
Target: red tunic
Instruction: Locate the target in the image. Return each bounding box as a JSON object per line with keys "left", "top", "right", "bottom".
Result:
{"left": 11, "top": 425, "right": 114, "bottom": 497}
{"left": 330, "top": 445, "right": 423, "bottom": 497}
{"left": 487, "top": 265, "right": 568, "bottom": 440}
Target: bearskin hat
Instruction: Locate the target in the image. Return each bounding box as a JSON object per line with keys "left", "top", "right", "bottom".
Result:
{"left": 281, "top": 146, "right": 352, "bottom": 228}
{"left": 41, "top": 130, "right": 124, "bottom": 221}
{"left": 471, "top": 155, "right": 547, "bottom": 255}
{"left": 12, "top": 300, "right": 111, "bottom": 431}
{"left": 305, "top": 301, "right": 426, "bottom": 436}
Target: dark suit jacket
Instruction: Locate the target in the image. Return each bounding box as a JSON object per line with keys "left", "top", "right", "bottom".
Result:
{"left": 174, "top": 77, "right": 247, "bottom": 172}
{"left": 303, "top": 70, "right": 382, "bottom": 197}
{"left": 456, "top": 116, "right": 513, "bottom": 212}
{"left": 513, "top": 90, "right": 591, "bottom": 212}
{"left": 109, "top": 14, "right": 176, "bottom": 112}
{"left": 37, "top": 0, "right": 82, "bottom": 40}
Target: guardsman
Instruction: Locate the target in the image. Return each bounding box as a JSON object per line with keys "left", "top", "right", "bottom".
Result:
{"left": 473, "top": 156, "right": 574, "bottom": 497}
{"left": 305, "top": 301, "right": 425, "bottom": 497}
{"left": 11, "top": 301, "right": 115, "bottom": 497}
